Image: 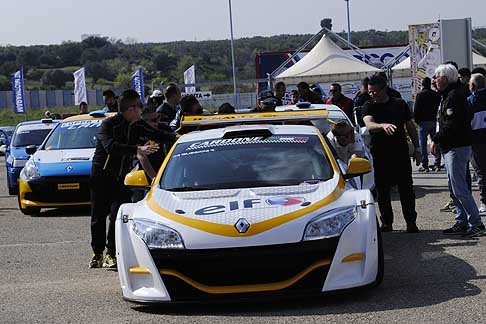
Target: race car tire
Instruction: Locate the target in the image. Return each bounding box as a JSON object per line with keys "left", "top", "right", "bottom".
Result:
{"left": 17, "top": 194, "right": 40, "bottom": 216}
{"left": 374, "top": 220, "right": 384, "bottom": 287}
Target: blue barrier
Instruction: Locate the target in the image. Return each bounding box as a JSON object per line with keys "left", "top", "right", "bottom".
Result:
{"left": 30, "top": 91, "right": 40, "bottom": 110}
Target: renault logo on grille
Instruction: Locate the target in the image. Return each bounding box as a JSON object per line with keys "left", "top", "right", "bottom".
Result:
{"left": 66, "top": 165, "right": 73, "bottom": 172}
{"left": 234, "top": 218, "right": 250, "bottom": 233}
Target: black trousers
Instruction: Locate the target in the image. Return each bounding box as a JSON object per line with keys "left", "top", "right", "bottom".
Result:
{"left": 472, "top": 142, "right": 486, "bottom": 205}
{"left": 90, "top": 168, "right": 132, "bottom": 255}
{"left": 373, "top": 153, "right": 417, "bottom": 226}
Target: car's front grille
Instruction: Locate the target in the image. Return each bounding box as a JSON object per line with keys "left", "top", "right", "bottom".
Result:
{"left": 150, "top": 237, "right": 339, "bottom": 301}
{"left": 26, "top": 176, "right": 90, "bottom": 203}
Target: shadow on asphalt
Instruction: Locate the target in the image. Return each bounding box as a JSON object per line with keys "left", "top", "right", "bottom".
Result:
{"left": 132, "top": 230, "right": 483, "bottom": 315}
{"left": 33, "top": 206, "right": 91, "bottom": 218}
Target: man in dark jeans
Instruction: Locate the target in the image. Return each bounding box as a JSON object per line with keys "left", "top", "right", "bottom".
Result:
{"left": 89, "top": 90, "right": 176, "bottom": 269}
{"left": 468, "top": 73, "right": 486, "bottom": 215}
{"left": 363, "top": 73, "right": 421, "bottom": 233}
{"left": 413, "top": 77, "right": 442, "bottom": 172}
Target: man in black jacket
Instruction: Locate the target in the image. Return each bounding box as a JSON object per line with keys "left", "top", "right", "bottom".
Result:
{"left": 413, "top": 77, "right": 442, "bottom": 172}
{"left": 89, "top": 89, "right": 177, "bottom": 269}
{"left": 431, "top": 64, "right": 484, "bottom": 237}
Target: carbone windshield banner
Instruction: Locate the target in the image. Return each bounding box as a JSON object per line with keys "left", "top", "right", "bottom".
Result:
{"left": 186, "top": 136, "right": 310, "bottom": 151}
{"left": 60, "top": 120, "right": 102, "bottom": 130}
{"left": 11, "top": 69, "right": 26, "bottom": 114}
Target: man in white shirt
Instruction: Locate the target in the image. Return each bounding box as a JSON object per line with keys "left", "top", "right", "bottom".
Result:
{"left": 327, "top": 121, "right": 365, "bottom": 164}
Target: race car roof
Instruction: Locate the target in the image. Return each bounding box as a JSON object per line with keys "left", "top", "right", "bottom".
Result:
{"left": 62, "top": 112, "right": 115, "bottom": 122}
{"left": 179, "top": 124, "right": 321, "bottom": 143}
{"left": 179, "top": 109, "right": 328, "bottom": 134}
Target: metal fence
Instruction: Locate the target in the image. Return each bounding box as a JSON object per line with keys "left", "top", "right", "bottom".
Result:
{"left": 0, "top": 90, "right": 258, "bottom": 112}
{"left": 0, "top": 90, "right": 107, "bottom": 111}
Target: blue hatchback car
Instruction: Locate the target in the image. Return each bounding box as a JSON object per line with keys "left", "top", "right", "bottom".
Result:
{"left": 5, "top": 119, "right": 59, "bottom": 195}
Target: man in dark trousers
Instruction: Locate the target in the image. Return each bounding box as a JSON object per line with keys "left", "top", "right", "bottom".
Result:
{"left": 363, "top": 73, "right": 421, "bottom": 233}
{"left": 326, "top": 83, "right": 354, "bottom": 122}
{"left": 89, "top": 89, "right": 177, "bottom": 269}
{"left": 413, "top": 77, "right": 442, "bottom": 172}
{"left": 431, "top": 64, "right": 484, "bottom": 237}
{"left": 468, "top": 73, "right": 486, "bottom": 215}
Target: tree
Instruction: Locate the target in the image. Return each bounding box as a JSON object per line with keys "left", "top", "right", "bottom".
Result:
{"left": 114, "top": 72, "right": 132, "bottom": 89}
{"left": 82, "top": 36, "right": 110, "bottom": 49}
{"left": 85, "top": 61, "right": 114, "bottom": 82}
{"left": 0, "top": 75, "right": 11, "bottom": 91}
{"left": 41, "top": 69, "right": 72, "bottom": 88}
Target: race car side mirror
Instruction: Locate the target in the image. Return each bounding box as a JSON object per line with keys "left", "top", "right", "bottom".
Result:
{"left": 0, "top": 145, "right": 6, "bottom": 154}
{"left": 344, "top": 158, "right": 371, "bottom": 180}
{"left": 25, "top": 145, "right": 37, "bottom": 155}
{"left": 124, "top": 170, "right": 150, "bottom": 188}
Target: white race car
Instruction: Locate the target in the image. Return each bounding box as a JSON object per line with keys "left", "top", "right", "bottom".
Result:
{"left": 116, "top": 110, "right": 382, "bottom": 303}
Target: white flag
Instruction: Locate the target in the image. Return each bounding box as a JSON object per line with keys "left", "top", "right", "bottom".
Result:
{"left": 73, "top": 67, "right": 87, "bottom": 105}
{"left": 184, "top": 65, "right": 196, "bottom": 94}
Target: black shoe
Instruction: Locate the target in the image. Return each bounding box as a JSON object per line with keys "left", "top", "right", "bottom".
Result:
{"left": 443, "top": 224, "right": 467, "bottom": 235}
{"left": 462, "top": 224, "right": 486, "bottom": 238}
{"left": 406, "top": 223, "right": 420, "bottom": 233}
{"left": 381, "top": 224, "right": 393, "bottom": 232}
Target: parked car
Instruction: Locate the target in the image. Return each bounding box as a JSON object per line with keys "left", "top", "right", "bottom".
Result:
{"left": 0, "top": 126, "right": 15, "bottom": 155}
{"left": 17, "top": 112, "right": 113, "bottom": 215}
{"left": 5, "top": 119, "right": 59, "bottom": 195}
{"left": 116, "top": 110, "right": 382, "bottom": 303}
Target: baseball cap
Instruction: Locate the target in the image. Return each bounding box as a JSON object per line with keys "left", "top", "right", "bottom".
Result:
{"left": 150, "top": 90, "right": 164, "bottom": 98}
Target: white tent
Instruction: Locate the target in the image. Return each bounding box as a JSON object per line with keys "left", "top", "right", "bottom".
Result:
{"left": 275, "top": 34, "right": 381, "bottom": 84}
{"left": 392, "top": 53, "right": 486, "bottom": 78}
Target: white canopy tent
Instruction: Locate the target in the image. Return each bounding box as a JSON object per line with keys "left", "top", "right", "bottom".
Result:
{"left": 275, "top": 34, "right": 381, "bottom": 84}
{"left": 392, "top": 53, "right": 486, "bottom": 78}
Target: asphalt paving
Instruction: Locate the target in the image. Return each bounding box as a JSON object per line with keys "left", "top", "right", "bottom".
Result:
{"left": 1, "top": 156, "right": 486, "bottom": 324}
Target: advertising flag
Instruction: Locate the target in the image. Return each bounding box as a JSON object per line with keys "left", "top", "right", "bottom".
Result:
{"left": 132, "top": 68, "right": 145, "bottom": 103}
{"left": 11, "top": 69, "right": 26, "bottom": 114}
{"left": 184, "top": 65, "right": 196, "bottom": 94}
{"left": 73, "top": 67, "right": 88, "bottom": 105}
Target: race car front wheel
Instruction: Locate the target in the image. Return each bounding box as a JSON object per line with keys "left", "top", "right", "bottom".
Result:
{"left": 17, "top": 194, "right": 40, "bottom": 216}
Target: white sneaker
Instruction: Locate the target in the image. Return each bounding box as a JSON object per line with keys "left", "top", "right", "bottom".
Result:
{"left": 480, "top": 203, "right": 486, "bottom": 216}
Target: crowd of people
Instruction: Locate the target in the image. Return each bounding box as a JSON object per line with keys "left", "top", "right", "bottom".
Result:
{"left": 85, "top": 62, "right": 486, "bottom": 269}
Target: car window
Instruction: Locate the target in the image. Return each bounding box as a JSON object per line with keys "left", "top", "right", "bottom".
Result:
{"left": 12, "top": 124, "right": 56, "bottom": 147}
{"left": 161, "top": 134, "right": 334, "bottom": 191}
{"left": 43, "top": 120, "right": 102, "bottom": 150}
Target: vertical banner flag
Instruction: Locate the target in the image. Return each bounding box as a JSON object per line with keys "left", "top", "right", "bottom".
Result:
{"left": 409, "top": 23, "right": 441, "bottom": 98}
{"left": 184, "top": 65, "right": 196, "bottom": 94}
{"left": 73, "top": 67, "right": 88, "bottom": 105}
{"left": 132, "top": 67, "right": 145, "bottom": 103}
{"left": 11, "top": 69, "right": 26, "bottom": 114}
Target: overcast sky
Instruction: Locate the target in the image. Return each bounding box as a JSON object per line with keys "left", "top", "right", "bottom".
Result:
{"left": 1, "top": 0, "right": 485, "bottom": 46}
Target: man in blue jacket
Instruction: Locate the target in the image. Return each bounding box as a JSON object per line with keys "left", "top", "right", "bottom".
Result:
{"left": 469, "top": 73, "right": 486, "bottom": 215}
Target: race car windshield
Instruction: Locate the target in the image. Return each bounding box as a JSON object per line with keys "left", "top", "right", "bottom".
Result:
{"left": 161, "top": 134, "right": 334, "bottom": 191}
{"left": 12, "top": 127, "right": 54, "bottom": 147}
{"left": 43, "top": 120, "right": 102, "bottom": 150}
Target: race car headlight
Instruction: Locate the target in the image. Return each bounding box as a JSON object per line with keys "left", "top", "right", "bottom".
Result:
{"left": 131, "top": 218, "right": 185, "bottom": 249}
{"left": 21, "top": 159, "right": 40, "bottom": 181}
{"left": 12, "top": 159, "right": 27, "bottom": 168}
{"left": 303, "top": 206, "right": 356, "bottom": 241}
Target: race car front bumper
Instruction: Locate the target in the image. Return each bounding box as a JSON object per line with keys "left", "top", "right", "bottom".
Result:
{"left": 18, "top": 176, "right": 91, "bottom": 209}
{"left": 116, "top": 198, "right": 379, "bottom": 303}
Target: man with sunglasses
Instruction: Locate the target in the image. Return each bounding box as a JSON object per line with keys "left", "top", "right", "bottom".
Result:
{"left": 363, "top": 73, "right": 420, "bottom": 233}
{"left": 326, "top": 83, "right": 354, "bottom": 122}
{"left": 89, "top": 90, "right": 178, "bottom": 269}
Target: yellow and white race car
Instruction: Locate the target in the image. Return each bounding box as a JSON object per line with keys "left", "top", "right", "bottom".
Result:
{"left": 116, "top": 110, "right": 382, "bottom": 303}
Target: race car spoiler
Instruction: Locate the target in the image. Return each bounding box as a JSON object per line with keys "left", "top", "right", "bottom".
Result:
{"left": 179, "top": 110, "right": 329, "bottom": 133}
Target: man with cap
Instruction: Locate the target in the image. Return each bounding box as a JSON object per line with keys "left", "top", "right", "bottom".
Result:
{"left": 251, "top": 90, "right": 278, "bottom": 112}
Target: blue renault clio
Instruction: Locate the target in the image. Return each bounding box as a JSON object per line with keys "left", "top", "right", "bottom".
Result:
{"left": 5, "top": 119, "right": 59, "bottom": 195}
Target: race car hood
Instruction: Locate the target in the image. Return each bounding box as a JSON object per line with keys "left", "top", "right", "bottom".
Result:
{"left": 33, "top": 148, "right": 95, "bottom": 177}
{"left": 147, "top": 172, "right": 343, "bottom": 237}
{"left": 9, "top": 146, "right": 30, "bottom": 161}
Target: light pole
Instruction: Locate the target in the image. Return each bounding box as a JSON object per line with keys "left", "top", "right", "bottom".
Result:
{"left": 228, "top": 0, "right": 238, "bottom": 106}
{"left": 344, "top": 0, "right": 351, "bottom": 45}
